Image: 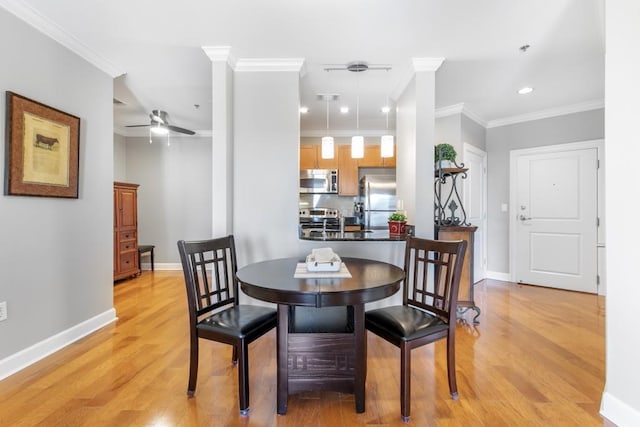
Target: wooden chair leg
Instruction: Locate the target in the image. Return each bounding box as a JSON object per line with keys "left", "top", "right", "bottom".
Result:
{"left": 238, "top": 340, "right": 250, "bottom": 415}
{"left": 400, "top": 343, "right": 411, "bottom": 422}
{"left": 447, "top": 334, "right": 458, "bottom": 399}
{"left": 187, "top": 335, "right": 199, "bottom": 396}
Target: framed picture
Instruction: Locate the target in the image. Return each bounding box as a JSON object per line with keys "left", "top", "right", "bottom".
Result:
{"left": 4, "top": 91, "right": 80, "bottom": 198}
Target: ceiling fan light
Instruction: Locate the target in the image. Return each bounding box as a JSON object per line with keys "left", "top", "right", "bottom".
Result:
{"left": 380, "top": 135, "right": 394, "bottom": 157}
{"left": 321, "top": 136, "right": 335, "bottom": 159}
{"left": 351, "top": 136, "right": 364, "bottom": 158}
{"left": 151, "top": 124, "right": 169, "bottom": 135}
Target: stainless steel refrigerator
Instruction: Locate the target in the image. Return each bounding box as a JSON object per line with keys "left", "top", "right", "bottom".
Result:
{"left": 359, "top": 175, "right": 397, "bottom": 229}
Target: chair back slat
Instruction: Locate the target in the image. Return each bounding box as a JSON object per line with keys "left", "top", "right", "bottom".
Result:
{"left": 178, "top": 236, "right": 239, "bottom": 322}
{"left": 403, "top": 236, "right": 467, "bottom": 322}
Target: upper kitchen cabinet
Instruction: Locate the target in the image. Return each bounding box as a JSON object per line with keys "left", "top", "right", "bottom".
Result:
{"left": 338, "top": 145, "right": 359, "bottom": 196}
{"left": 360, "top": 145, "right": 396, "bottom": 167}
{"left": 300, "top": 145, "right": 338, "bottom": 169}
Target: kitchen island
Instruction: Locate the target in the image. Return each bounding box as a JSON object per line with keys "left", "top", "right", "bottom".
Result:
{"left": 299, "top": 228, "right": 408, "bottom": 241}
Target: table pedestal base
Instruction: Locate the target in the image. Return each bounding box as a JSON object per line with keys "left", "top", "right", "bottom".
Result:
{"left": 277, "top": 304, "right": 366, "bottom": 414}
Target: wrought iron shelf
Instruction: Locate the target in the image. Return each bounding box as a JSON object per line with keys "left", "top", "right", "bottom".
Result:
{"left": 434, "top": 163, "right": 470, "bottom": 227}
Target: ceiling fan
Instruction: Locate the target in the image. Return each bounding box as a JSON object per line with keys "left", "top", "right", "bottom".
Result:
{"left": 126, "top": 110, "right": 195, "bottom": 135}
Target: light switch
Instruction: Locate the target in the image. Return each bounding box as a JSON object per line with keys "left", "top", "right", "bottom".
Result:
{"left": 501, "top": 203, "right": 508, "bottom": 212}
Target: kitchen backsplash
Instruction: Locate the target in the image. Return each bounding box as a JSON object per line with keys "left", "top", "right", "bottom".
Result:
{"left": 299, "top": 194, "right": 359, "bottom": 217}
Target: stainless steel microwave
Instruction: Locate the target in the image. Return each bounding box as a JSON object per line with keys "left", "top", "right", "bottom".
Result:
{"left": 299, "top": 169, "right": 338, "bottom": 194}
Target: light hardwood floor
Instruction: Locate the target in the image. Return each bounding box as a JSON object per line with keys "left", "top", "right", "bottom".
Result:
{"left": 0, "top": 271, "right": 611, "bottom": 426}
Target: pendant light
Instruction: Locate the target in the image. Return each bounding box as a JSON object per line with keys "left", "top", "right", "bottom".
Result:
{"left": 380, "top": 107, "right": 394, "bottom": 158}
{"left": 321, "top": 98, "right": 334, "bottom": 159}
{"left": 351, "top": 72, "right": 364, "bottom": 158}
{"left": 380, "top": 70, "right": 394, "bottom": 158}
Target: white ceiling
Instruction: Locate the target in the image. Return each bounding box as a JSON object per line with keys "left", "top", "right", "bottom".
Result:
{"left": 1, "top": 0, "right": 605, "bottom": 136}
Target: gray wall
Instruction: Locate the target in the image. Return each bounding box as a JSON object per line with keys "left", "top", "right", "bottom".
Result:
{"left": 0, "top": 9, "right": 114, "bottom": 360}
{"left": 461, "top": 115, "right": 486, "bottom": 151}
{"left": 122, "top": 136, "right": 213, "bottom": 263}
{"left": 435, "top": 113, "right": 486, "bottom": 163}
{"left": 113, "top": 133, "right": 127, "bottom": 181}
{"left": 232, "top": 71, "right": 301, "bottom": 269}
{"left": 485, "top": 109, "right": 605, "bottom": 273}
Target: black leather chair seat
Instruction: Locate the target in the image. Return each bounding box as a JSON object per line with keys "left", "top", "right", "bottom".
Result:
{"left": 197, "top": 305, "right": 277, "bottom": 338}
{"left": 366, "top": 305, "right": 447, "bottom": 341}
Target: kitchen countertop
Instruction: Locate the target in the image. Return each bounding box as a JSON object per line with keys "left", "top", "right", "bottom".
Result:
{"left": 299, "top": 228, "right": 408, "bottom": 241}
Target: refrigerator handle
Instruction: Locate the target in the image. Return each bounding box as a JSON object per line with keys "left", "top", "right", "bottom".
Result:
{"left": 366, "top": 182, "right": 371, "bottom": 228}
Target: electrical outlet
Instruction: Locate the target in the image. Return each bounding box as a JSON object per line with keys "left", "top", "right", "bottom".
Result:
{"left": 0, "top": 301, "right": 7, "bottom": 322}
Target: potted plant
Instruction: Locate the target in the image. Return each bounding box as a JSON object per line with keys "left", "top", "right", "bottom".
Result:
{"left": 435, "top": 143, "right": 457, "bottom": 169}
{"left": 388, "top": 212, "right": 407, "bottom": 236}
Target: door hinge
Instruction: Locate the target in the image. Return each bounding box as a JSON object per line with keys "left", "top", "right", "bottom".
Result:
{"left": 597, "top": 275, "right": 600, "bottom": 285}
{"left": 597, "top": 217, "right": 600, "bottom": 227}
{"left": 597, "top": 159, "right": 600, "bottom": 169}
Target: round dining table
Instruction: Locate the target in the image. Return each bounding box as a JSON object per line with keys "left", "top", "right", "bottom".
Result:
{"left": 237, "top": 257, "right": 404, "bottom": 415}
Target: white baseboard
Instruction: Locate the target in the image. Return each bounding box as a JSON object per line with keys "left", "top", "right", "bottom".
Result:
{"left": 486, "top": 271, "right": 511, "bottom": 282}
{"left": 140, "top": 262, "right": 181, "bottom": 271}
{"left": 601, "top": 391, "right": 640, "bottom": 426}
{"left": 0, "top": 308, "right": 117, "bottom": 381}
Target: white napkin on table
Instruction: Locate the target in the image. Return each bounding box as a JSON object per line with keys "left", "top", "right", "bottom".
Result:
{"left": 311, "top": 247, "right": 338, "bottom": 263}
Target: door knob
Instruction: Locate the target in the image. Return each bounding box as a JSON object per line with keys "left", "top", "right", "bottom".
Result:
{"left": 519, "top": 214, "right": 532, "bottom": 221}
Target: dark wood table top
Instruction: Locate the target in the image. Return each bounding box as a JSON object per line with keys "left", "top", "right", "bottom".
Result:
{"left": 237, "top": 257, "right": 404, "bottom": 307}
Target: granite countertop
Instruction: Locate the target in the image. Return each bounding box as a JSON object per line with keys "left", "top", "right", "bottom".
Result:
{"left": 299, "top": 228, "right": 407, "bottom": 242}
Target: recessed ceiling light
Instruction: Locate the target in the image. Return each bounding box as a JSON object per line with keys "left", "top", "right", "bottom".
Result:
{"left": 518, "top": 87, "right": 534, "bottom": 95}
{"left": 381, "top": 106, "right": 391, "bottom": 114}
{"left": 340, "top": 106, "right": 349, "bottom": 114}
{"left": 299, "top": 106, "right": 309, "bottom": 114}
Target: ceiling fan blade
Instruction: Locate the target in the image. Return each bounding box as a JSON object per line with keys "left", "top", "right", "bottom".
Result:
{"left": 125, "top": 124, "right": 150, "bottom": 128}
{"left": 168, "top": 125, "right": 195, "bottom": 135}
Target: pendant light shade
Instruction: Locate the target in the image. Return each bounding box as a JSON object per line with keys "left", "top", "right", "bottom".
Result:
{"left": 380, "top": 135, "right": 394, "bottom": 158}
{"left": 351, "top": 135, "right": 364, "bottom": 158}
{"left": 321, "top": 136, "right": 335, "bottom": 159}
{"left": 321, "top": 96, "right": 335, "bottom": 159}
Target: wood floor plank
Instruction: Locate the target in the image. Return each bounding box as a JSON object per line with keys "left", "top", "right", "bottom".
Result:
{"left": 0, "top": 273, "right": 612, "bottom": 426}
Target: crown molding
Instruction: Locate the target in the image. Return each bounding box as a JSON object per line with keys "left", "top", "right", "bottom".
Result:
{"left": 0, "top": 0, "right": 125, "bottom": 77}
{"left": 202, "top": 46, "right": 237, "bottom": 68}
{"left": 435, "top": 103, "right": 487, "bottom": 128}
{"left": 234, "top": 58, "right": 306, "bottom": 75}
{"left": 487, "top": 99, "right": 605, "bottom": 128}
{"left": 391, "top": 57, "right": 445, "bottom": 101}
{"left": 300, "top": 129, "right": 394, "bottom": 138}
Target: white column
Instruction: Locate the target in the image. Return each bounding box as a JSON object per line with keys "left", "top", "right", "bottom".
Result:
{"left": 395, "top": 57, "right": 444, "bottom": 238}
{"left": 202, "top": 46, "right": 235, "bottom": 237}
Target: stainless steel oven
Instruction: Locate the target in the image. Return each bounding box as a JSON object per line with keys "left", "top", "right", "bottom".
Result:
{"left": 299, "top": 169, "right": 338, "bottom": 194}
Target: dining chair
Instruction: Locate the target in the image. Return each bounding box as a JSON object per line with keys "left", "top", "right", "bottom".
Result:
{"left": 365, "top": 236, "right": 467, "bottom": 421}
{"left": 177, "top": 235, "right": 277, "bottom": 415}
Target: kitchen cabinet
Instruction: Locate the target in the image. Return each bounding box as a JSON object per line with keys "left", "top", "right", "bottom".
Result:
{"left": 338, "top": 145, "right": 359, "bottom": 196}
{"left": 359, "top": 145, "right": 396, "bottom": 167}
{"left": 299, "top": 145, "right": 338, "bottom": 169}
{"left": 114, "top": 182, "right": 140, "bottom": 281}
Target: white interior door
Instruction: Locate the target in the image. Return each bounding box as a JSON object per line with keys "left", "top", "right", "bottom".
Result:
{"left": 511, "top": 145, "right": 598, "bottom": 293}
{"left": 462, "top": 143, "right": 487, "bottom": 282}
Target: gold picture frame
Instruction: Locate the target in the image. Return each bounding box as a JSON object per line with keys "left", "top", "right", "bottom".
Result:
{"left": 4, "top": 91, "right": 80, "bottom": 198}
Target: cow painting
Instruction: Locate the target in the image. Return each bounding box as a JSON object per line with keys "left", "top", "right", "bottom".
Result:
{"left": 34, "top": 134, "right": 59, "bottom": 150}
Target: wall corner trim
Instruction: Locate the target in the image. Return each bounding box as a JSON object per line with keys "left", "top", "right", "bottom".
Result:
{"left": 0, "top": 308, "right": 117, "bottom": 381}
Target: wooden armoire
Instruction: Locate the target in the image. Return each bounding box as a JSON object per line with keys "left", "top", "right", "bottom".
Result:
{"left": 114, "top": 182, "right": 140, "bottom": 281}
